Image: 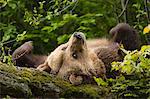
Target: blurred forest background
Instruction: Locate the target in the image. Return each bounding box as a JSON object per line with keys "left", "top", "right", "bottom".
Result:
{"left": 0, "top": 0, "right": 150, "bottom": 55}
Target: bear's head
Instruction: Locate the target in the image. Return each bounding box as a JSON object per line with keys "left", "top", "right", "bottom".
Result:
{"left": 57, "top": 32, "right": 106, "bottom": 84}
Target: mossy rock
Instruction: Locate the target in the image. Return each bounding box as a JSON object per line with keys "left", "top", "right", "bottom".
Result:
{"left": 0, "top": 62, "right": 110, "bottom": 98}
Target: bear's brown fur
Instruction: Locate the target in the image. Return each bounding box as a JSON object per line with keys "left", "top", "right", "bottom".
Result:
{"left": 95, "top": 23, "right": 141, "bottom": 64}
{"left": 110, "top": 23, "right": 141, "bottom": 50}
{"left": 87, "top": 38, "right": 111, "bottom": 49}
{"left": 87, "top": 23, "right": 141, "bottom": 77}
{"left": 37, "top": 32, "right": 106, "bottom": 85}
{"left": 12, "top": 41, "right": 47, "bottom": 67}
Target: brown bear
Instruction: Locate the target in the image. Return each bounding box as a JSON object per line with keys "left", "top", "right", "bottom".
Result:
{"left": 37, "top": 32, "right": 106, "bottom": 85}
{"left": 12, "top": 23, "right": 141, "bottom": 79}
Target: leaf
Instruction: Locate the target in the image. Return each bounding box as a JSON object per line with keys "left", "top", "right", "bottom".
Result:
{"left": 111, "top": 61, "right": 121, "bottom": 71}
{"left": 16, "top": 31, "right": 27, "bottom": 42}
{"left": 121, "top": 64, "right": 133, "bottom": 74}
{"left": 63, "top": 14, "right": 77, "bottom": 20}
{"left": 95, "top": 13, "right": 103, "bottom": 17}
{"left": 0, "top": 0, "right": 7, "bottom": 8}
{"left": 2, "top": 35, "right": 10, "bottom": 42}
{"left": 140, "top": 45, "right": 150, "bottom": 53}
{"left": 42, "top": 26, "right": 53, "bottom": 32}
{"left": 124, "top": 93, "right": 138, "bottom": 97}
{"left": 57, "top": 34, "right": 70, "bottom": 44}
{"left": 8, "top": 1, "right": 17, "bottom": 9}
{"left": 93, "top": 77, "right": 108, "bottom": 86}
{"left": 143, "top": 24, "right": 150, "bottom": 34}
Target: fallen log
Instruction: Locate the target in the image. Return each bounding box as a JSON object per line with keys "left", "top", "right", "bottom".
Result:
{"left": 0, "top": 62, "right": 110, "bottom": 98}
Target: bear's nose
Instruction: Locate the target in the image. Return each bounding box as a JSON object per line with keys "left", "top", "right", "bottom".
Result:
{"left": 74, "top": 33, "right": 82, "bottom": 39}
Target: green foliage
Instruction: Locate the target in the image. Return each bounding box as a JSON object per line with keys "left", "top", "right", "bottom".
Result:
{"left": 0, "top": 47, "right": 12, "bottom": 66}
{"left": 1, "top": 0, "right": 116, "bottom": 60}
{"left": 132, "top": 3, "right": 148, "bottom": 30}
{"left": 129, "top": 0, "right": 150, "bottom": 44}
{"left": 94, "top": 77, "right": 108, "bottom": 87}
{"left": 95, "top": 45, "right": 150, "bottom": 98}
{"left": 111, "top": 45, "right": 150, "bottom": 98}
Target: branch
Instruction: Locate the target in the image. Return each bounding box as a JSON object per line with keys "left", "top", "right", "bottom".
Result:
{"left": 1, "top": 39, "right": 16, "bottom": 45}
{"left": 70, "top": 0, "right": 79, "bottom": 14}
{"left": 118, "top": 0, "right": 129, "bottom": 19}
{"left": 144, "top": 0, "right": 150, "bottom": 23}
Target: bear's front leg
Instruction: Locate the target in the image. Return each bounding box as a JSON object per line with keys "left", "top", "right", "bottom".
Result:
{"left": 37, "top": 62, "right": 51, "bottom": 72}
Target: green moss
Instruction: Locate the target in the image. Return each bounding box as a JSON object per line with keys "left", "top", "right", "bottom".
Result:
{"left": 0, "top": 70, "right": 32, "bottom": 97}
{"left": 78, "top": 85, "right": 101, "bottom": 98}
{"left": 59, "top": 84, "right": 110, "bottom": 98}
{"left": 52, "top": 77, "right": 72, "bottom": 89}
{"left": 0, "top": 62, "right": 60, "bottom": 98}
{"left": 0, "top": 62, "right": 17, "bottom": 74}
{"left": 0, "top": 62, "right": 111, "bottom": 98}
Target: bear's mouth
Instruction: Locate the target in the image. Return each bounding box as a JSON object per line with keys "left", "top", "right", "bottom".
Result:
{"left": 74, "top": 33, "right": 83, "bottom": 39}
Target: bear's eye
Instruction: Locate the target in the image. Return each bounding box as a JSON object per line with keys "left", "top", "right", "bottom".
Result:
{"left": 72, "top": 53, "right": 78, "bottom": 59}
